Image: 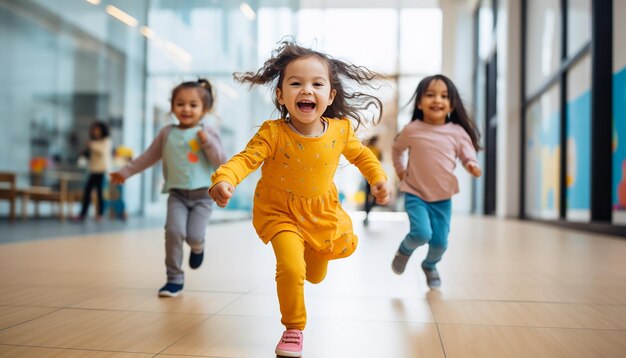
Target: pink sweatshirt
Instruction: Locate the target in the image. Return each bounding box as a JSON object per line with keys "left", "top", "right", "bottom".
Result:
{"left": 392, "top": 120, "right": 478, "bottom": 202}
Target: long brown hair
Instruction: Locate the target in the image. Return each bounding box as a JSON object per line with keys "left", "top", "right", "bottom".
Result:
{"left": 233, "top": 40, "right": 383, "bottom": 129}
{"left": 408, "top": 74, "right": 481, "bottom": 150}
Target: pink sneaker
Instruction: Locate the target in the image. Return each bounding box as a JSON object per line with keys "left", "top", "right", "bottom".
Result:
{"left": 275, "top": 329, "right": 303, "bottom": 357}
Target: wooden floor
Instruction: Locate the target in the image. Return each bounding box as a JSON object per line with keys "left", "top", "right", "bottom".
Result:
{"left": 0, "top": 213, "right": 625, "bottom": 357}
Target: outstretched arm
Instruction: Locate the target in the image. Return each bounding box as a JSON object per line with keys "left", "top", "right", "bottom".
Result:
{"left": 209, "top": 120, "right": 275, "bottom": 188}
{"left": 341, "top": 120, "right": 388, "bottom": 190}
{"left": 111, "top": 126, "right": 170, "bottom": 183}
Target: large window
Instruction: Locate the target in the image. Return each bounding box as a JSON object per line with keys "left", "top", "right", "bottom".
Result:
{"left": 567, "top": 0, "right": 590, "bottom": 56}
{"left": 525, "top": 86, "right": 561, "bottom": 219}
{"left": 566, "top": 55, "right": 591, "bottom": 221}
{"left": 525, "top": 0, "right": 561, "bottom": 95}
{"left": 521, "top": 0, "right": 601, "bottom": 224}
{"left": 0, "top": 0, "right": 147, "bottom": 215}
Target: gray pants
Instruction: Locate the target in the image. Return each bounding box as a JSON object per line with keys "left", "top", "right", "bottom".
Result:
{"left": 165, "top": 188, "right": 214, "bottom": 284}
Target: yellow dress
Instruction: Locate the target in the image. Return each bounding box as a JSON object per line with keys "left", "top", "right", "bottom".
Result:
{"left": 211, "top": 118, "right": 386, "bottom": 260}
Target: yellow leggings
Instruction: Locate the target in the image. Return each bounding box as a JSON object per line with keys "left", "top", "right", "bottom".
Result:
{"left": 271, "top": 231, "right": 328, "bottom": 330}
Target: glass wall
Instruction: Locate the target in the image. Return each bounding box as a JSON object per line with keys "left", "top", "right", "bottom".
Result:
{"left": 0, "top": 0, "right": 147, "bottom": 216}
{"left": 142, "top": 1, "right": 284, "bottom": 215}
{"left": 522, "top": 0, "right": 598, "bottom": 224}
{"left": 565, "top": 55, "right": 591, "bottom": 221}
{"left": 525, "top": 86, "right": 561, "bottom": 219}
{"left": 566, "top": 0, "right": 590, "bottom": 56}
{"left": 525, "top": 0, "right": 561, "bottom": 96}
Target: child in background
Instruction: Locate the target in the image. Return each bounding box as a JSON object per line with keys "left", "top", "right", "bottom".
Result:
{"left": 76, "top": 121, "right": 112, "bottom": 222}
{"left": 110, "top": 79, "right": 226, "bottom": 297}
{"left": 362, "top": 135, "right": 382, "bottom": 226}
{"left": 391, "top": 74, "right": 482, "bottom": 288}
{"left": 209, "top": 41, "right": 390, "bottom": 357}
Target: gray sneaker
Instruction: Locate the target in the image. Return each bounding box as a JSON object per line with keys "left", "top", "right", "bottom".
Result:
{"left": 422, "top": 266, "right": 441, "bottom": 288}
{"left": 392, "top": 251, "right": 410, "bottom": 275}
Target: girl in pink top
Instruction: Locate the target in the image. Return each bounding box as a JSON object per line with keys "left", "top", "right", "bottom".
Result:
{"left": 391, "top": 74, "right": 481, "bottom": 288}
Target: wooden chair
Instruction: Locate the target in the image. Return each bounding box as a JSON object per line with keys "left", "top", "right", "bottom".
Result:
{"left": 0, "top": 172, "right": 17, "bottom": 221}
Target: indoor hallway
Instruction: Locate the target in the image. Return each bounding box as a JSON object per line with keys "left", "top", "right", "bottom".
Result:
{"left": 0, "top": 213, "right": 625, "bottom": 357}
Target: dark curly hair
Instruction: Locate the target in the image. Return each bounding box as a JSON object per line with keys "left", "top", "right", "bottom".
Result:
{"left": 89, "top": 121, "right": 109, "bottom": 139}
{"left": 233, "top": 40, "right": 383, "bottom": 129}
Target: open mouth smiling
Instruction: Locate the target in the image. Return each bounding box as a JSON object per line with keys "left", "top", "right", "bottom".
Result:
{"left": 297, "top": 101, "right": 316, "bottom": 111}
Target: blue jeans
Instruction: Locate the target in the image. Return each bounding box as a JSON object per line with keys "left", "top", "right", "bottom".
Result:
{"left": 399, "top": 193, "right": 451, "bottom": 270}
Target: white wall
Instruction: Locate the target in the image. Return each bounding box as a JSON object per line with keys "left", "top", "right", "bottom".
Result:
{"left": 495, "top": 0, "right": 521, "bottom": 218}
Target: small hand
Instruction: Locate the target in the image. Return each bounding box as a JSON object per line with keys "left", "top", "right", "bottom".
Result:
{"left": 109, "top": 172, "right": 125, "bottom": 184}
{"left": 397, "top": 170, "right": 407, "bottom": 181}
{"left": 197, "top": 129, "right": 208, "bottom": 144}
{"left": 209, "top": 181, "right": 235, "bottom": 208}
{"left": 371, "top": 181, "right": 391, "bottom": 205}
{"left": 467, "top": 163, "right": 482, "bottom": 177}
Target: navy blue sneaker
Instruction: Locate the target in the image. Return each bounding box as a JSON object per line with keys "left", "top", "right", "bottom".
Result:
{"left": 158, "top": 283, "right": 183, "bottom": 297}
{"left": 189, "top": 250, "right": 204, "bottom": 269}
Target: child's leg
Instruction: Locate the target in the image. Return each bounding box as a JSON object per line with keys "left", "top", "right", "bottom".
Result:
{"left": 94, "top": 174, "right": 105, "bottom": 217}
{"left": 271, "top": 231, "right": 310, "bottom": 331}
{"left": 422, "top": 199, "right": 452, "bottom": 270}
{"left": 304, "top": 244, "right": 329, "bottom": 284}
{"left": 364, "top": 182, "right": 373, "bottom": 217}
{"left": 185, "top": 189, "right": 213, "bottom": 254}
{"left": 164, "top": 191, "right": 190, "bottom": 284}
{"left": 79, "top": 174, "right": 97, "bottom": 218}
{"left": 399, "top": 193, "right": 432, "bottom": 255}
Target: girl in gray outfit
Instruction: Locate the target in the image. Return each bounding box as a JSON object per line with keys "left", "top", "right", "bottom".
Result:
{"left": 110, "top": 79, "right": 226, "bottom": 297}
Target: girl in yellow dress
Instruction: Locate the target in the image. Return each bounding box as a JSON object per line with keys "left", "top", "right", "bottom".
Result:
{"left": 209, "top": 41, "right": 390, "bottom": 357}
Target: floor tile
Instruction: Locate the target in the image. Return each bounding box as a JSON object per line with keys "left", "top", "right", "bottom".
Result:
{"left": 431, "top": 300, "right": 626, "bottom": 330}
{"left": 0, "top": 306, "right": 57, "bottom": 330}
{"left": 220, "top": 293, "right": 434, "bottom": 323}
{"left": 0, "top": 309, "right": 209, "bottom": 353}
{"left": 70, "top": 288, "right": 241, "bottom": 314}
{"left": 439, "top": 323, "right": 626, "bottom": 358}
{"left": 0, "top": 345, "right": 153, "bottom": 357}
{"left": 164, "top": 314, "right": 445, "bottom": 358}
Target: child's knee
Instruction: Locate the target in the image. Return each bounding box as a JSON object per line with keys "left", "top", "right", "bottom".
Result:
{"left": 165, "top": 227, "right": 185, "bottom": 242}
{"left": 276, "top": 260, "right": 306, "bottom": 284}
{"left": 404, "top": 233, "right": 429, "bottom": 247}
{"left": 186, "top": 235, "right": 204, "bottom": 248}
{"left": 408, "top": 226, "right": 432, "bottom": 242}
